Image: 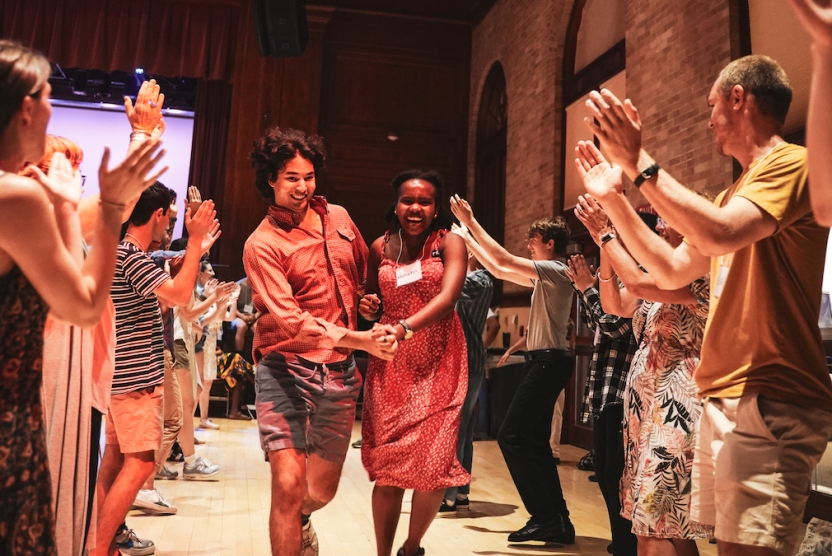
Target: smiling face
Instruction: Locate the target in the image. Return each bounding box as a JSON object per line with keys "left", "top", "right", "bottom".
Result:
{"left": 270, "top": 154, "right": 316, "bottom": 214}
{"left": 396, "top": 179, "right": 437, "bottom": 236}
{"left": 707, "top": 79, "right": 738, "bottom": 157}
{"left": 527, "top": 233, "right": 555, "bottom": 261}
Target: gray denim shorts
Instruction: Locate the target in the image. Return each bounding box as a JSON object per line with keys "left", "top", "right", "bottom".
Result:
{"left": 255, "top": 352, "right": 361, "bottom": 463}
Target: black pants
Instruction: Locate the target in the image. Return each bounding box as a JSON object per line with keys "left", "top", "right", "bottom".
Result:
{"left": 593, "top": 404, "right": 637, "bottom": 556}
{"left": 497, "top": 351, "right": 573, "bottom": 523}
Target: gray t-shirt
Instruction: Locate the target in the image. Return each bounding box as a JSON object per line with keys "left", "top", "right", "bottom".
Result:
{"left": 526, "top": 259, "right": 573, "bottom": 351}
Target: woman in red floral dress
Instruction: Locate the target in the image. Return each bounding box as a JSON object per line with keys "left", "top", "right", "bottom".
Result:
{"left": 359, "top": 170, "right": 469, "bottom": 556}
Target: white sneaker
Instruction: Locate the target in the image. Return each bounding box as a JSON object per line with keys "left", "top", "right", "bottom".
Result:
{"left": 199, "top": 418, "right": 220, "bottom": 430}
{"left": 183, "top": 455, "right": 221, "bottom": 481}
{"left": 132, "top": 488, "right": 177, "bottom": 515}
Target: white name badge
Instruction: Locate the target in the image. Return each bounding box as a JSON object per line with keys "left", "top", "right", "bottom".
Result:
{"left": 713, "top": 265, "right": 729, "bottom": 299}
{"left": 243, "top": 303, "right": 254, "bottom": 314}
{"left": 396, "top": 261, "right": 423, "bottom": 287}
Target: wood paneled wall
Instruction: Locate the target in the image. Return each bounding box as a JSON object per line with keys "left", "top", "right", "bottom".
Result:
{"left": 216, "top": 5, "right": 471, "bottom": 281}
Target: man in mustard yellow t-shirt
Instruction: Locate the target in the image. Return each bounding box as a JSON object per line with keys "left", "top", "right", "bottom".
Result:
{"left": 573, "top": 55, "right": 832, "bottom": 556}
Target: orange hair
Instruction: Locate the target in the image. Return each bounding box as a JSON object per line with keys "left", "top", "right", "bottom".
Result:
{"left": 37, "top": 135, "right": 84, "bottom": 173}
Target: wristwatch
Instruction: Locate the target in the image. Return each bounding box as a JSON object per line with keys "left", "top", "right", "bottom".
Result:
{"left": 398, "top": 319, "right": 414, "bottom": 341}
{"left": 633, "top": 163, "right": 660, "bottom": 187}
{"left": 600, "top": 231, "right": 617, "bottom": 245}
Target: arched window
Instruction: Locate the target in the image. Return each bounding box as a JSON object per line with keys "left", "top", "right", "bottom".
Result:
{"left": 474, "top": 62, "right": 507, "bottom": 252}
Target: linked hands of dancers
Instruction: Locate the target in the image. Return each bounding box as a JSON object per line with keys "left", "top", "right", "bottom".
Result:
{"left": 565, "top": 255, "right": 597, "bottom": 292}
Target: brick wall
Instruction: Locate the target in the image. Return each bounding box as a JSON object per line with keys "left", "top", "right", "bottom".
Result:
{"left": 469, "top": 0, "right": 571, "bottom": 296}
{"left": 625, "top": 0, "right": 734, "bottom": 199}
{"left": 470, "top": 0, "right": 737, "bottom": 294}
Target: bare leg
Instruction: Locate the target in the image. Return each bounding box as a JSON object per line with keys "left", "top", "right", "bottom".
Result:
{"left": 199, "top": 378, "right": 214, "bottom": 421}
{"left": 372, "top": 485, "right": 406, "bottom": 556}
{"left": 302, "top": 453, "right": 344, "bottom": 513}
{"left": 174, "top": 366, "right": 197, "bottom": 457}
{"left": 229, "top": 382, "right": 244, "bottom": 416}
{"left": 267, "top": 449, "right": 307, "bottom": 556}
{"left": 91, "top": 450, "right": 155, "bottom": 556}
{"left": 403, "top": 489, "right": 445, "bottom": 555}
{"left": 638, "top": 536, "right": 700, "bottom": 556}
{"left": 718, "top": 541, "right": 781, "bottom": 556}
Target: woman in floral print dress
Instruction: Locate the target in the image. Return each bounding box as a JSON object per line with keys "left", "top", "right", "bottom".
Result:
{"left": 576, "top": 196, "right": 712, "bottom": 556}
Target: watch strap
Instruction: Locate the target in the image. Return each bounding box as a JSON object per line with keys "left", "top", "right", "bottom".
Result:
{"left": 634, "top": 163, "right": 660, "bottom": 187}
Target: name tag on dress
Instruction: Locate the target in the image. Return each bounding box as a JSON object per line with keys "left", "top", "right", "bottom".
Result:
{"left": 396, "top": 261, "right": 422, "bottom": 287}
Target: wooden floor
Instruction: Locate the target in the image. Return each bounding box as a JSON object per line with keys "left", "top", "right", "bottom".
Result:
{"left": 131, "top": 417, "right": 719, "bottom": 556}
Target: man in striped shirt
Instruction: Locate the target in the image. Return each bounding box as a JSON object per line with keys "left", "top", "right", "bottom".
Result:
{"left": 94, "top": 182, "right": 220, "bottom": 556}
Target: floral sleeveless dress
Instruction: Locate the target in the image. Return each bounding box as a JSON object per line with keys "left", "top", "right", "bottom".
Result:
{"left": 0, "top": 266, "right": 56, "bottom": 555}
{"left": 361, "top": 230, "right": 470, "bottom": 490}
{"left": 620, "top": 276, "right": 712, "bottom": 539}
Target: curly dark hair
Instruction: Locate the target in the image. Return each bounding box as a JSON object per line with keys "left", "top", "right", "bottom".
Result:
{"left": 527, "top": 217, "right": 570, "bottom": 256}
{"left": 383, "top": 169, "right": 454, "bottom": 230}
{"left": 127, "top": 181, "right": 176, "bottom": 227}
{"left": 250, "top": 127, "right": 326, "bottom": 200}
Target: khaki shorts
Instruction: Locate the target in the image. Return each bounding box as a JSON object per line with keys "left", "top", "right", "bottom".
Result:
{"left": 691, "top": 394, "right": 832, "bottom": 555}
{"left": 106, "top": 385, "right": 164, "bottom": 454}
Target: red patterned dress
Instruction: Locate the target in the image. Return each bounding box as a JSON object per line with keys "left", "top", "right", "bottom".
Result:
{"left": 361, "top": 230, "right": 470, "bottom": 490}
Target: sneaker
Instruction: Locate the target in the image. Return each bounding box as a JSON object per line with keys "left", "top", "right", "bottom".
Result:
{"left": 132, "top": 488, "right": 177, "bottom": 515}
{"left": 301, "top": 519, "right": 319, "bottom": 556}
{"left": 115, "top": 527, "right": 156, "bottom": 556}
{"left": 199, "top": 418, "right": 220, "bottom": 430}
{"left": 155, "top": 466, "right": 178, "bottom": 480}
{"left": 183, "top": 455, "right": 221, "bottom": 480}
{"left": 193, "top": 435, "right": 207, "bottom": 445}
{"left": 396, "top": 546, "right": 425, "bottom": 556}
{"left": 167, "top": 441, "right": 184, "bottom": 462}
{"left": 438, "top": 496, "right": 469, "bottom": 513}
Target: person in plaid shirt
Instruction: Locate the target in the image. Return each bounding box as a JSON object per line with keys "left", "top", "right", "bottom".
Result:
{"left": 568, "top": 254, "right": 638, "bottom": 556}
{"left": 243, "top": 127, "right": 398, "bottom": 556}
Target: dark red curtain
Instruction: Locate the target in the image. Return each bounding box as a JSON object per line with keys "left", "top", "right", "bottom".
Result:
{"left": 1, "top": 0, "right": 240, "bottom": 81}
{"left": 188, "top": 79, "right": 233, "bottom": 211}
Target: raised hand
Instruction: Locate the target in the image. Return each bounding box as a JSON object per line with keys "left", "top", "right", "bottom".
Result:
{"left": 566, "top": 255, "right": 597, "bottom": 291}
{"left": 27, "top": 151, "right": 83, "bottom": 207}
{"left": 185, "top": 199, "right": 221, "bottom": 255}
{"left": 449, "top": 194, "right": 475, "bottom": 227}
{"left": 786, "top": 0, "right": 832, "bottom": 48}
{"left": 584, "top": 89, "right": 643, "bottom": 173}
{"left": 574, "top": 141, "right": 625, "bottom": 204}
{"left": 124, "top": 78, "right": 165, "bottom": 136}
{"left": 98, "top": 140, "right": 167, "bottom": 207}
{"left": 187, "top": 185, "right": 203, "bottom": 216}
{"left": 359, "top": 293, "right": 382, "bottom": 320}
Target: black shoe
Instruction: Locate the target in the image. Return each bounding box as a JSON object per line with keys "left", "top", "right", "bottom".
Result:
{"left": 396, "top": 546, "right": 425, "bottom": 556}
{"left": 351, "top": 438, "right": 362, "bottom": 449}
{"left": 547, "top": 520, "right": 576, "bottom": 545}
{"left": 507, "top": 517, "right": 566, "bottom": 543}
{"left": 577, "top": 450, "right": 595, "bottom": 471}
{"left": 167, "top": 441, "right": 183, "bottom": 462}
{"left": 438, "top": 501, "right": 456, "bottom": 513}
{"left": 438, "top": 497, "right": 469, "bottom": 513}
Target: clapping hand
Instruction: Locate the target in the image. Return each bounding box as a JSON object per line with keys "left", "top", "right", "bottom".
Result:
{"left": 786, "top": 0, "right": 832, "bottom": 49}
{"left": 574, "top": 141, "right": 624, "bottom": 204}
{"left": 565, "top": 255, "right": 597, "bottom": 291}
{"left": 184, "top": 199, "right": 221, "bottom": 255}
{"left": 98, "top": 141, "right": 167, "bottom": 207}
{"left": 584, "top": 89, "right": 643, "bottom": 173}
{"left": 26, "top": 152, "right": 83, "bottom": 208}
{"left": 449, "top": 194, "right": 475, "bottom": 227}
{"left": 573, "top": 193, "right": 611, "bottom": 246}
{"left": 125, "top": 78, "right": 165, "bottom": 137}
